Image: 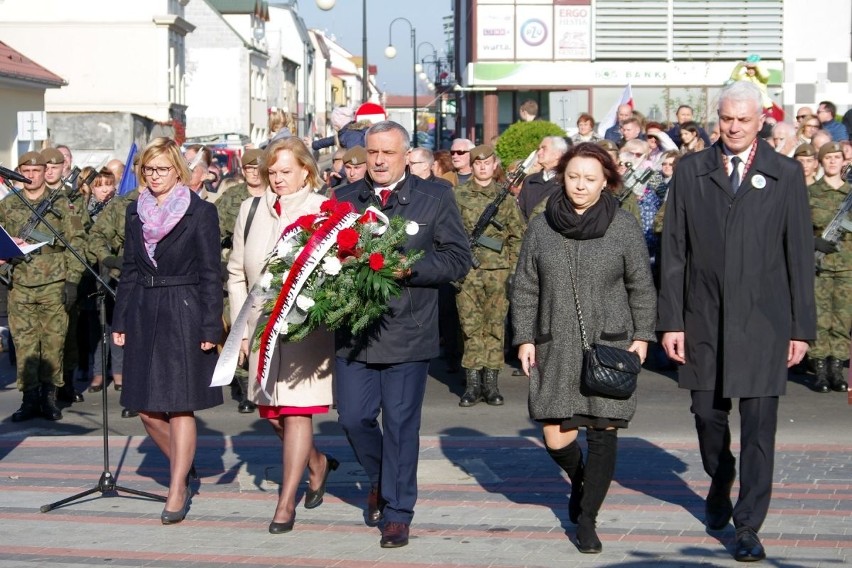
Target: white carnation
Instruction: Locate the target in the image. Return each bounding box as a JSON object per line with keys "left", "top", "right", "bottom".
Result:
{"left": 296, "top": 295, "right": 315, "bottom": 311}
{"left": 276, "top": 240, "right": 293, "bottom": 258}
{"left": 259, "top": 272, "right": 273, "bottom": 290}
{"left": 322, "top": 256, "right": 342, "bottom": 276}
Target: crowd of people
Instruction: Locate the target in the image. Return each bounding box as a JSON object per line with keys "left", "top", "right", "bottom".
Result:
{"left": 0, "top": 80, "right": 849, "bottom": 561}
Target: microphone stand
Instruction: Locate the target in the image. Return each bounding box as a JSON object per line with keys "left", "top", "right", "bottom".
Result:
{"left": 1, "top": 178, "right": 165, "bottom": 511}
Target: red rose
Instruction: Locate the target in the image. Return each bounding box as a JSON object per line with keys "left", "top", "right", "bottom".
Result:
{"left": 320, "top": 199, "right": 337, "bottom": 214}
{"left": 337, "top": 228, "right": 359, "bottom": 251}
{"left": 369, "top": 252, "right": 385, "bottom": 271}
{"left": 297, "top": 214, "right": 317, "bottom": 232}
{"left": 336, "top": 201, "right": 357, "bottom": 215}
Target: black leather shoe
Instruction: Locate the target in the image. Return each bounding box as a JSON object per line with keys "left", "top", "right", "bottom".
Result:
{"left": 88, "top": 384, "right": 104, "bottom": 393}
{"left": 304, "top": 454, "right": 339, "bottom": 509}
{"left": 11, "top": 390, "right": 41, "bottom": 423}
{"left": 380, "top": 522, "right": 410, "bottom": 548}
{"left": 268, "top": 518, "right": 295, "bottom": 534}
{"left": 366, "top": 486, "right": 383, "bottom": 526}
{"left": 121, "top": 408, "right": 139, "bottom": 418}
{"left": 734, "top": 527, "right": 766, "bottom": 562}
{"left": 705, "top": 478, "right": 734, "bottom": 530}
{"left": 40, "top": 386, "right": 62, "bottom": 421}
{"left": 237, "top": 399, "right": 256, "bottom": 414}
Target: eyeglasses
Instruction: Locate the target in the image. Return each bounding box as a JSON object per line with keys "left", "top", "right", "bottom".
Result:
{"left": 450, "top": 150, "right": 469, "bottom": 156}
{"left": 141, "top": 165, "right": 174, "bottom": 177}
{"left": 626, "top": 152, "right": 645, "bottom": 158}
{"left": 796, "top": 115, "right": 809, "bottom": 120}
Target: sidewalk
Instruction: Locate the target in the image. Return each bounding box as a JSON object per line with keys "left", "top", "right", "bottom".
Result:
{"left": 0, "top": 433, "right": 849, "bottom": 567}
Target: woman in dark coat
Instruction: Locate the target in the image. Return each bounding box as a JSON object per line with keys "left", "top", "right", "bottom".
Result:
{"left": 511, "top": 143, "right": 656, "bottom": 554}
{"left": 112, "top": 137, "right": 223, "bottom": 525}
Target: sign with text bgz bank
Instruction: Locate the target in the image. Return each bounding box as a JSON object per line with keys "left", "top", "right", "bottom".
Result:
{"left": 476, "top": 0, "right": 590, "bottom": 61}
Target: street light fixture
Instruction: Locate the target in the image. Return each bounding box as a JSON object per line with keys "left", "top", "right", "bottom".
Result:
{"left": 385, "top": 17, "right": 417, "bottom": 147}
{"left": 316, "top": 0, "right": 369, "bottom": 104}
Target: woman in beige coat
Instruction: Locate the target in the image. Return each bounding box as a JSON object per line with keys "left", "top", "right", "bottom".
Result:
{"left": 226, "top": 137, "right": 337, "bottom": 534}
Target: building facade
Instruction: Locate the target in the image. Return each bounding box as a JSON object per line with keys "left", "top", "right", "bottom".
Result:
{"left": 453, "top": 0, "right": 852, "bottom": 142}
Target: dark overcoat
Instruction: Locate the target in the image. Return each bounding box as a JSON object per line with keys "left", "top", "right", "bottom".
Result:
{"left": 113, "top": 191, "right": 224, "bottom": 412}
{"left": 657, "top": 139, "right": 816, "bottom": 398}
{"left": 333, "top": 172, "right": 472, "bottom": 363}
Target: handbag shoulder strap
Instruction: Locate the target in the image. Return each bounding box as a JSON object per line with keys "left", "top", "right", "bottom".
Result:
{"left": 562, "top": 238, "right": 591, "bottom": 351}
{"left": 243, "top": 196, "right": 262, "bottom": 241}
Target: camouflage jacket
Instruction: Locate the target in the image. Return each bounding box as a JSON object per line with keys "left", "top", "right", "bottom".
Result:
{"left": 214, "top": 182, "right": 251, "bottom": 247}
{"left": 455, "top": 179, "right": 526, "bottom": 270}
{"left": 0, "top": 187, "right": 86, "bottom": 287}
{"left": 86, "top": 188, "right": 139, "bottom": 264}
{"left": 809, "top": 178, "right": 852, "bottom": 273}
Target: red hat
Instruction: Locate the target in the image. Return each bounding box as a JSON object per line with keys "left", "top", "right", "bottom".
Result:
{"left": 355, "top": 102, "right": 387, "bottom": 125}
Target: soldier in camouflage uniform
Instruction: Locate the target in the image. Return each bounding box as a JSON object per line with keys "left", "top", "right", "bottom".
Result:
{"left": 41, "top": 148, "right": 88, "bottom": 405}
{"left": 86, "top": 179, "right": 140, "bottom": 418}
{"left": 1, "top": 151, "right": 86, "bottom": 422}
{"left": 214, "top": 149, "right": 266, "bottom": 413}
{"left": 808, "top": 142, "right": 851, "bottom": 393}
{"left": 455, "top": 145, "right": 525, "bottom": 406}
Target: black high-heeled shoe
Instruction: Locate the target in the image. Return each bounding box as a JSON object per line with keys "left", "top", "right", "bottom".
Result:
{"left": 304, "top": 454, "right": 339, "bottom": 509}
{"left": 268, "top": 517, "right": 295, "bottom": 534}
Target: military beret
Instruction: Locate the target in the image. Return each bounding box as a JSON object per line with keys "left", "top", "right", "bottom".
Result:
{"left": 40, "top": 148, "right": 65, "bottom": 164}
{"left": 818, "top": 142, "right": 843, "bottom": 161}
{"left": 597, "top": 139, "right": 618, "bottom": 153}
{"left": 343, "top": 146, "right": 367, "bottom": 166}
{"left": 241, "top": 148, "right": 263, "bottom": 167}
{"left": 470, "top": 144, "right": 495, "bottom": 162}
{"left": 793, "top": 143, "right": 816, "bottom": 158}
{"left": 18, "top": 151, "right": 46, "bottom": 167}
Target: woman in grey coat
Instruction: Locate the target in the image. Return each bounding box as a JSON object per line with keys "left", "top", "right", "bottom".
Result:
{"left": 512, "top": 142, "right": 656, "bottom": 554}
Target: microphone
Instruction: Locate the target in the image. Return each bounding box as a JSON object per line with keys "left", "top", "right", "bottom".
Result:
{"left": 0, "top": 165, "right": 32, "bottom": 185}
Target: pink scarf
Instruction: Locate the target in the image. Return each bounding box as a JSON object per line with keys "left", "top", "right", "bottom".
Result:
{"left": 137, "top": 184, "right": 191, "bottom": 266}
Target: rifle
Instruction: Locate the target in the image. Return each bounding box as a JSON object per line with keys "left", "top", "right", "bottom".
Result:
{"left": 815, "top": 178, "right": 852, "bottom": 273}
{"left": 467, "top": 150, "right": 537, "bottom": 269}
{"left": 616, "top": 161, "right": 655, "bottom": 203}
{"left": 0, "top": 167, "right": 81, "bottom": 287}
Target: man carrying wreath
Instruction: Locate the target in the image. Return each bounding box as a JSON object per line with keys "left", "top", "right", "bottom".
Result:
{"left": 333, "top": 121, "right": 472, "bottom": 548}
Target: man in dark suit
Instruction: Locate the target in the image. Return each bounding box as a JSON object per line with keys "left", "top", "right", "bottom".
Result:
{"left": 334, "top": 121, "right": 471, "bottom": 548}
{"left": 657, "top": 81, "right": 816, "bottom": 562}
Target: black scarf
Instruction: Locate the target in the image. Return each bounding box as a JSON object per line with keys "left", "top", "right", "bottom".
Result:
{"left": 545, "top": 189, "right": 618, "bottom": 240}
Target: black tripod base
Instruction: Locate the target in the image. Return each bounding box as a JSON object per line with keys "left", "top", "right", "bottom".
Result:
{"left": 40, "top": 471, "right": 166, "bottom": 513}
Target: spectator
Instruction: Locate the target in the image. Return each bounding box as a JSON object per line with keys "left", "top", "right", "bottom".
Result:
{"left": 604, "top": 104, "right": 633, "bottom": 143}
{"left": 618, "top": 140, "right": 662, "bottom": 258}
{"left": 771, "top": 122, "right": 798, "bottom": 156}
{"left": 645, "top": 122, "right": 677, "bottom": 168}
{"left": 432, "top": 150, "right": 459, "bottom": 186}
{"left": 840, "top": 140, "right": 852, "bottom": 166}
{"left": 707, "top": 121, "right": 720, "bottom": 144}
{"left": 797, "top": 115, "right": 821, "bottom": 144}
{"left": 620, "top": 117, "right": 643, "bottom": 145}
{"left": 666, "top": 105, "right": 711, "bottom": 147}
{"left": 795, "top": 106, "right": 815, "bottom": 126}
{"left": 811, "top": 130, "right": 832, "bottom": 152}
{"left": 519, "top": 99, "right": 539, "bottom": 122}
{"left": 817, "top": 101, "right": 848, "bottom": 142}
{"left": 517, "top": 136, "right": 568, "bottom": 221}
{"left": 408, "top": 147, "right": 452, "bottom": 188}
{"left": 450, "top": 138, "right": 475, "bottom": 184}
{"left": 571, "top": 113, "right": 601, "bottom": 144}
{"left": 678, "top": 121, "right": 706, "bottom": 154}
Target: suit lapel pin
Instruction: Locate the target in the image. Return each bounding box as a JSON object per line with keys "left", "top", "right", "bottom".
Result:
{"left": 751, "top": 174, "right": 766, "bottom": 189}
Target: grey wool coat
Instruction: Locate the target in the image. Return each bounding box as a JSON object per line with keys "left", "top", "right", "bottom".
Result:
{"left": 511, "top": 208, "right": 657, "bottom": 422}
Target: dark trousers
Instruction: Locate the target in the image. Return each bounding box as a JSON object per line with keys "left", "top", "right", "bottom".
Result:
{"left": 690, "top": 390, "right": 779, "bottom": 531}
{"left": 335, "top": 358, "right": 429, "bottom": 524}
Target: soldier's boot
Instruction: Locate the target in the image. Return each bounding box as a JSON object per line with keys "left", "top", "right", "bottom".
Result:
{"left": 40, "top": 385, "right": 63, "bottom": 421}
{"left": 812, "top": 358, "right": 830, "bottom": 393}
{"left": 482, "top": 368, "right": 505, "bottom": 406}
{"left": 826, "top": 357, "right": 849, "bottom": 392}
{"left": 459, "top": 368, "right": 483, "bottom": 407}
{"left": 237, "top": 376, "right": 256, "bottom": 414}
{"left": 11, "top": 389, "right": 41, "bottom": 422}
{"left": 57, "top": 371, "right": 84, "bottom": 403}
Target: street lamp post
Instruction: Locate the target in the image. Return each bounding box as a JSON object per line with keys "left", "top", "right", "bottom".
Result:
{"left": 417, "top": 42, "right": 439, "bottom": 149}
{"left": 316, "top": 0, "right": 368, "bottom": 104}
{"left": 385, "top": 17, "right": 417, "bottom": 148}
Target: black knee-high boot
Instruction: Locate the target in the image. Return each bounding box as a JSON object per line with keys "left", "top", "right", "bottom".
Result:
{"left": 576, "top": 428, "right": 618, "bottom": 554}
{"left": 545, "top": 440, "right": 584, "bottom": 523}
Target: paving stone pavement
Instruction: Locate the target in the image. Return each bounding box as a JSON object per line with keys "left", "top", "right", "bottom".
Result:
{"left": 0, "top": 433, "right": 849, "bottom": 568}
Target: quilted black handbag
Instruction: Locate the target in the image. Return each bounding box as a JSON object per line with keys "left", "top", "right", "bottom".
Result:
{"left": 564, "top": 240, "right": 640, "bottom": 399}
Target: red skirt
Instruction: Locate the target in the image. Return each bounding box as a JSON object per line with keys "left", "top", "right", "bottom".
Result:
{"left": 257, "top": 404, "right": 330, "bottom": 418}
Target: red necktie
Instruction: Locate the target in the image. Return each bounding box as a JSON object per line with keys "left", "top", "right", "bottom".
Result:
{"left": 273, "top": 197, "right": 281, "bottom": 216}
{"left": 379, "top": 189, "right": 391, "bottom": 206}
